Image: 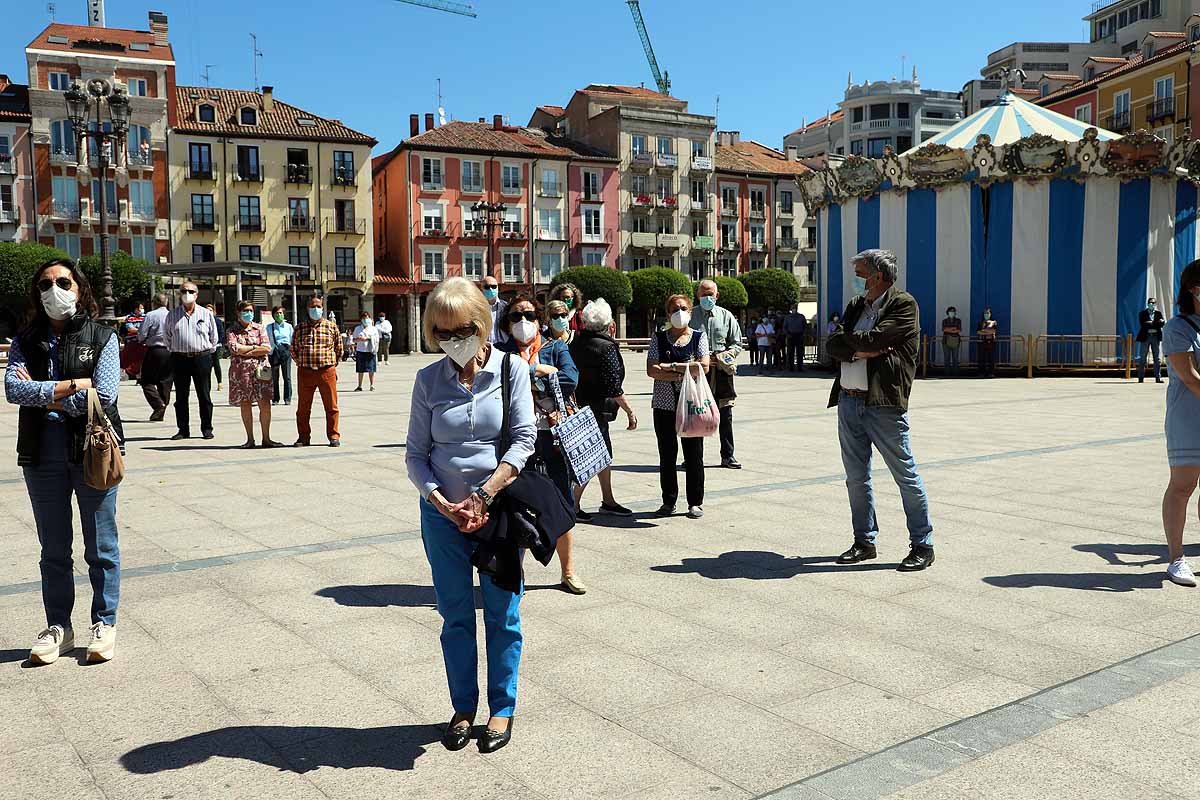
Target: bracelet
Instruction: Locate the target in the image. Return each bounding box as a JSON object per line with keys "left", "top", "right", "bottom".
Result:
{"left": 474, "top": 486, "right": 494, "bottom": 507}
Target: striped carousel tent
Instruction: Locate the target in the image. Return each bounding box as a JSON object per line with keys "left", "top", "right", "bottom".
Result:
{"left": 909, "top": 91, "right": 1120, "bottom": 152}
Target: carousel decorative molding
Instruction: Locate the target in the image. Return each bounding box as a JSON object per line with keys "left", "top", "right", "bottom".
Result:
{"left": 1102, "top": 129, "right": 1167, "bottom": 178}
{"left": 835, "top": 154, "right": 883, "bottom": 199}
{"left": 969, "top": 134, "right": 1002, "bottom": 185}
{"left": 879, "top": 147, "right": 907, "bottom": 189}
{"left": 905, "top": 142, "right": 970, "bottom": 189}
{"left": 1002, "top": 132, "right": 1068, "bottom": 176}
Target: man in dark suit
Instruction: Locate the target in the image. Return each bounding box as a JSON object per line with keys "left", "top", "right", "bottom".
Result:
{"left": 826, "top": 249, "right": 934, "bottom": 572}
{"left": 1136, "top": 298, "right": 1165, "bottom": 383}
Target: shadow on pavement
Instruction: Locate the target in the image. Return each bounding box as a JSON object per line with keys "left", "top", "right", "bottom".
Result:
{"left": 142, "top": 444, "right": 250, "bottom": 452}
{"left": 315, "top": 584, "right": 482, "bottom": 608}
{"left": 983, "top": 571, "right": 1166, "bottom": 592}
{"left": 652, "top": 550, "right": 895, "bottom": 579}
{"left": 121, "top": 724, "right": 442, "bottom": 774}
{"left": 579, "top": 513, "right": 657, "bottom": 530}
{"left": 0, "top": 648, "right": 31, "bottom": 665}
{"left": 372, "top": 443, "right": 406, "bottom": 448}
{"left": 1074, "top": 542, "right": 1200, "bottom": 567}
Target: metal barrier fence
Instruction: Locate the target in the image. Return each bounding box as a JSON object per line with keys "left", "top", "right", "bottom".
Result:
{"left": 1034, "top": 334, "right": 1133, "bottom": 378}
{"left": 921, "top": 335, "right": 1031, "bottom": 378}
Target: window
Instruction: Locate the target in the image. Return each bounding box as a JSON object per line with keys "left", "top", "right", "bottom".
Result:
{"left": 1155, "top": 125, "right": 1175, "bottom": 144}
{"left": 693, "top": 219, "right": 708, "bottom": 237}
{"left": 541, "top": 167, "right": 560, "bottom": 195}
{"left": 749, "top": 225, "right": 765, "bottom": 247}
{"left": 1075, "top": 104, "right": 1093, "bottom": 124}
{"left": 721, "top": 221, "right": 736, "bottom": 245}
{"left": 781, "top": 224, "right": 794, "bottom": 241}
{"left": 51, "top": 176, "right": 78, "bottom": 216}
{"left": 239, "top": 107, "right": 257, "bottom": 125}
{"left": 288, "top": 246, "right": 310, "bottom": 266}
{"left": 1192, "top": 23, "right": 1200, "bottom": 42}
{"left": 657, "top": 218, "right": 674, "bottom": 235}
{"left": 1118, "top": 10, "right": 1128, "bottom": 27}
{"left": 896, "top": 135, "right": 912, "bottom": 152}
{"left": 631, "top": 134, "right": 647, "bottom": 155}
{"left": 129, "top": 179, "right": 154, "bottom": 219}
{"left": 869, "top": 103, "right": 889, "bottom": 120}
{"left": 867, "top": 138, "right": 889, "bottom": 158}
{"left": 421, "top": 158, "right": 443, "bottom": 189}
{"left": 50, "top": 120, "right": 75, "bottom": 156}
{"left": 463, "top": 250, "right": 484, "bottom": 279}
{"left": 238, "top": 196, "right": 261, "bottom": 229}
{"left": 1144, "top": 43, "right": 1154, "bottom": 59}
{"left": 0, "top": 134, "right": 7, "bottom": 160}
{"left": 1086, "top": 66, "right": 1096, "bottom": 80}
{"left": 691, "top": 140, "right": 706, "bottom": 157}
{"left": 126, "top": 78, "right": 148, "bottom": 97}
{"left": 632, "top": 174, "right": 648, "bottom": 196}
{"left": 502, "top": 208, "right": 521, "bottom": 234}
{"left": 191, "top": 244, "right": 215, "bottom": 263}
{"left": 333, "top": 151, "right": 354, "bottom": 185}
{"left": 1128, "top": 4, "right": 1139, "bottom": 22}
{"left": 654, "top": 257, "right": 671, "bottom": 269}
{"left": 896, "top": 102, "right": 910, "bottom": 119}
{"left": 584, "top": 208, "right": 601, "bottom": 240}
{"left": 91, "top": 178, "right": 117, "bottom": 216}
{"left": 0, "top": 184, "right": 12, "bottom": 216}
{"left": 502, "top": 164, "right": 521, "bottom": 194}
{"left": 721, "top": 186, "right": 737, "bottom": 210}
{"left": 780, "top": 259, "right": 792, "bottom": 272}
{"left": 1155, "top": 75, "right": 1174, "bottom": 101}
{"left": 335, "top": 199, "right": 356, "bottom": 232}
{"left": 632, "top": 257, "right": 648, "bottom": 270}
{"left": 236, "top": 145, "right": 260, "bottom": 180}
{"left": 54, "top": 234, "right": 81, "bottom": 259}
{"left": 656, "top": 136, "right": 673, "bottom": 155}
{"left": 691, "top": 180, "right": 706, "bottom": 204}
{"left": 1152, "top": 0, "right": 1161, "bottom": 16}
{"left": 780, "top": 190, "right": 794, "bottom": 214}
{"left": 1114, "top": 89, "right": 1131, "bottom": 125}
{"left": 538, "top": 209, "right": 561, "bottom": 238}
{"left": 851, "top": 107, "right": 864, "bottom": 123}
{"left": 129, "top": 235, "right": 154, "bottom": 262}
{"left": 85, "top": 121, "right": 113, "bottom": 160}
{"left": 690, "top": 259, "right": 706, "bottom": 280}
{"left": 657, "top": 176, "right": 673, "bottom": 201}
{"left": 288, "top": 198, "right": 310, "bottom": 230}
{"left": 749, "top": 188, "right": 765, "bottom": 214}
{"left": 49, "top": 71, "right": 71, "bottom": 90}
{"left": 421, "top": 202, "right": 443, "bottom": 233}
{"left": 127, "top": 125, "right": 152, "bottom": 164}
{"left": 850, "top": 139, "right": 864, "bottom": 156}
{"left": 461, "top": 160, "right": 482, "bottom": 193}
{"left": 198, "top": 104, "right": 215, "bottom": 123}
{"left": 584, "top": 250, "right": 604, "bottom": 266}
{"left": 190, "top": 194, "right": 214, "bottom": 226}
{"left": 239, "top": 245, "right": 262, "bottom": 261}
{"left": 1040, "top": 84, "right": 1051, "bottom": 98}
{"left": 502, "top": 252, "right": 523, "bottom": 281}
{"left": 749, "top": 259, "right": 764, "bottom": 270}
{"left": 632, "top": 216, "right": 648, "bottom": 233}
{"left": 540, "top": 252, "right": 562, "bottom": 280}
{"left": 582, "top": 170, "right": 600, "bottom": 199}
{"left": 188, "top": 142, "right": 211, "bottom": 176}
{"left": 335, "top": 247, "right": 357, "bottom": 279}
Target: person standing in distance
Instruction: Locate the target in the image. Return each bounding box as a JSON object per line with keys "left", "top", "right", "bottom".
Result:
{"left": 691, "top": 279, "right": 743, "bottom": 469}
{"left": 1137, "top": 297, "right": 1166, "bottom": 384}
{"left": 941, "top": 307, "right": 963, "bottom": 377}
{"left": 828, "top": 249, "right": 934, "bottom": 572}
{"left": 165, "top": 283, "right": 218, "bottom": 440}
{"left": 481, "top": 276, "right": 507, "bottom": 344}
{"left": 352, "top": 312, "right": 380, "bottom": 392}
{"left": 376, "top": 311, "right": 393, "bottom": 363}
{"left": 136, "top": 293, "right": 172, "bottom": 421}
{"left": 266, "top": 306, "right": 293, "bottom": 405}
{"left": 291, "top": 296, "right": 343, "bottom": 447}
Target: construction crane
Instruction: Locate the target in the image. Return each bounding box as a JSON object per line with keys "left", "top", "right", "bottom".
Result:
{"left": 626, "top": 0, "right": 670, "bottom": 95}
{"left": 394, "top": 0, "right": 477, "bottom": 17}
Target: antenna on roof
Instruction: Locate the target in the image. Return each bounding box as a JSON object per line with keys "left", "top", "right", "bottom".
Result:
{"left": 437, "top": 78, "right": 446, "bottom": 127}
{"left": 715, "top": 94, "right": 720, "bottom": 125}
{"left": 47, "top": 2, "right": 55, "bottom": 22}
{"left": 250, "top": 33, "right": 264, "bottom": 92}
{"left": 900, "top": 54, "right": 907, "bottom": 80}
{"left": 201, "top": 64, "right": 215, "bottom": 88}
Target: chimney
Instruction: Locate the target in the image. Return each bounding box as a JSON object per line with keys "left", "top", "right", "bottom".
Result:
{"left": 0, "top": 75, "right": 9, "bottom": 93}
{"left": 493, "top": 114, "right": 503, "bottom": 130}
{"left": 424, "top": 113, "right": 435, "bottom": 132}
{"left": 717, "top": 131, "right": 740, "bottom": 147}
{"left": 409, "top": 114, "right": 420, "bottom": 137}
{"left": 786, "top": 146, "right": 799, "bottom": 161}
{"left": 478, "top": 117, "right": 485, "bottom": 123}
{"left": 148, "top": 11, "right": 169, "bottom": 46}
{"left": 261, "top": 85, "right": 273, "bottom": 113}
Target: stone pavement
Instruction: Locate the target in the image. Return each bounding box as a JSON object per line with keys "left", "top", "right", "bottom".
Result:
{"left": 0, "top": 355, "right": 1197, "bottom": 799}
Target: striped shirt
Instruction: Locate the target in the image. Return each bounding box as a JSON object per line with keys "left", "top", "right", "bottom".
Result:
{"left": 290, "top": 318, "right": 343, "bottom": 369}
{"left": 165, "top": 304, "right": 219, "bottom": 354}
{"left": 136, "top": 307, "right": 169, "bottom": 347}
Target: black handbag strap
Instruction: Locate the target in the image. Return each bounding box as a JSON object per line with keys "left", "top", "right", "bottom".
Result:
{"left": 499, "top": 351, "right": 511, "bottom": 458}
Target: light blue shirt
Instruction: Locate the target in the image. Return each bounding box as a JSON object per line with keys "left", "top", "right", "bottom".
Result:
{"left": 406, "top": 344, "right": 536, "bottom": 503}
{"left": 267, "top": 321, "right": 294, "bottom": 348}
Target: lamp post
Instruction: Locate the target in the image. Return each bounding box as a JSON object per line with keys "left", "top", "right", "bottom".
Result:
{"left": 65, "top": 78, "right": 130, "bottom": 323}
{"left": 471, "top": 200, "right": 506, "bottom": 284}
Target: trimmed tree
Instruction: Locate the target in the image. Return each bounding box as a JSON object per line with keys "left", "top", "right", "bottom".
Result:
{"left": 550, "top": 266, "right": 632, "bottom": 309}
{"left": 77, "top": 250, "right": 157, "bottom": 308}
{"left": 629, "top": 267, "right": 693, "bottom": 332}
{"left": 692, "top": 276, "right": 748, "bottom": 311}
{"left": 738, "top": 267, "right": 800, "bottom": 312}
{"left": 0, "top": 241, "right": 70, "bottom": 301}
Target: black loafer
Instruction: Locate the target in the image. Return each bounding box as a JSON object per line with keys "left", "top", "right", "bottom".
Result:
{"left": 441, "top": 717, "right": 473, "bottom": 752}
{"left": 721, "top": 458, "right": 743, "bottom": 469}
{"left": 655, "top": 504, "right": 676, "bottom": 518}
{"left": 294, "top": 439, "right": 310, "bottom": 447}
{"left": 898, "top": 546, "right": 935, "bottom": 572}
{"left": 201, "top": 431, "right": 214, "bottom": 440}
{"left": 478, "top": 717, "right": 513, "bottom": 754}
{"left": 170, "top": 432, "right": 189, "bottom": 440}
{"left": 836, "top": 543, "right": 877, "bottom": 564}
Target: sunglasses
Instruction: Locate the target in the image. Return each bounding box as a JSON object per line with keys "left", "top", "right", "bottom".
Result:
{"left": 549, "top": 311, "right": 570, "bottom": 320}
{"left": 508, "top": 310, "right": 538, "bottom": 322}
{"left": 38, "top": 277, "right": 74, "bottom": 292}
{"left": 432, "top": 325, "right": 477, "bottom": 342}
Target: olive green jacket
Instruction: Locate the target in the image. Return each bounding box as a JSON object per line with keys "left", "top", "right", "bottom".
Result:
{"left": 826, "top": 287, "right": 920, "bottom": 410}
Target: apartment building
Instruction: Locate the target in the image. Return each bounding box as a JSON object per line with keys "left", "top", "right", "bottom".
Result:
{"left": 555, "top": 84, "right": 717, "bottom": 272}
{"left": 169, "top": 85, "right": 376, "bottom": 320}
{"left": 25, "top": 15, "right": 174, "bottom": 263}
{"left": 0, "top": 75, "right": 33, "bottom": 242}
{"left": 712, "top": 133, "right": 813, "bottom": 295}
{"left": 1087, "top": 0, "right": 1197, "bottom": 54}
{"left": 783, "top": 111, "right": 845, "bottom": 161}
{"left": 963, "top": 41, "right": 1119, "bottom": 113}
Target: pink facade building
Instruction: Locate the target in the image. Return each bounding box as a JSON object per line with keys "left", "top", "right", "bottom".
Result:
{"left": 0, "top": 75, "right": 34, "bottom": 242}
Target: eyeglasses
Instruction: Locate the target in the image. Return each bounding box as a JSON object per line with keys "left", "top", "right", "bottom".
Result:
{"left": 549, "top": 311, "right": 570, "bottom": 320}
{"left": 37, "top": 277, "right": 73, "bottom": 292}
{"left": 508, "top": 310, "right": 538, "bottom": 322}
{"left": 432, "top": 325, "right": 477, "bottom": 342}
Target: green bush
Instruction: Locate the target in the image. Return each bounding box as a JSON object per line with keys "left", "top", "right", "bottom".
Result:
{"left": 551, "top": 266, "right": 632, "bottom": 308}
{"left": 691, "top": 276, "right": 748, "bottom": 310}
{"left": 738, "top": 268, "right": 800, "bottom": 312}
{"left": 77, "top": 249, "right": 158, "bottom": 306}
{"left": 628, "top": 267, "right": 693, "bottom": 315}
{"left": 0, "top": 241, "right": 70, "bottom": 300}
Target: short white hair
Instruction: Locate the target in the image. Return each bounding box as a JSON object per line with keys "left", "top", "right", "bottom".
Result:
{"left": 580, "top": 298, "right": 614, "bottom": 332}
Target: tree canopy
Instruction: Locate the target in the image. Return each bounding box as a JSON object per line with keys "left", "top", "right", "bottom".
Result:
{"left": 551, "top": 266, "right": 633, "bottom": 308}
{"left": 628, "top": 267, "right": 693, "bottom": 315}
{"left": 737, "top": 268, "right": 800, "bottom": 312}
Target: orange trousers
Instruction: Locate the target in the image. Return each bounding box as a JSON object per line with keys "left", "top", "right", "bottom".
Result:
{"left": 296, "top": 366, "right": 339, "bottom": 442}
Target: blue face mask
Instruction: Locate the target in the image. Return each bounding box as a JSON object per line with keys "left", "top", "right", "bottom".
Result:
{"left": 240, "top": 311, "right": 254, "bottom": 323}
{"left": 699, "top": 295, "right": 716, "bottom": 311}
{"left": 550, "top": 316, "right": 570, "bottom": 333}
{"left": 309, "top": 307, "right": 324, "bottom": 321}
{"left": 851, "top": 276, "right": 868, "bottom": 296}
{"left": 483, "top": 287, "right": 498, "bottom": 301}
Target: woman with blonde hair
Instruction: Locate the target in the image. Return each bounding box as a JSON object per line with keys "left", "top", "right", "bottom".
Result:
{"left": 406, "top": 276, "right": 536, "bottom": 753}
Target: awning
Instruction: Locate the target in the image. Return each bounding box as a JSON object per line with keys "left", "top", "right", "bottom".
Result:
{"left": 141, "top": 260, "right": 311, "bottom": 281}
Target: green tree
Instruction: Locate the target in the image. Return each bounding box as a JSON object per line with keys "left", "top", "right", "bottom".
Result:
{"left": 629, "top": 267, "right": 693, "bottom": 330}
{"left": 77, "top": 250, "right": 158, "bottom": 308}
{"left": 691, "top": 276, "right": 748, "bottom": 310}
{"left": 0, "top": 241, "right": 70, "bottom": 300}
{"left": 550, "top": 266, "right": 632, "bottom": 309}
{"left": 738, "top": 268, "right": 800, "bottom": 312}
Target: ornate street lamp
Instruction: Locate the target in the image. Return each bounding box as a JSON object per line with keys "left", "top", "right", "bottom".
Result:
{"left": 64, "top": 78, "right": 130, "bottom": 322}
{"left": 471, "top": 200, "right": 507, "bottom": 284}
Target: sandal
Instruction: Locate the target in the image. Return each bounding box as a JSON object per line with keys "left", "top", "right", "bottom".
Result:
{"left": 239, "top": 440, "right": 256, "bottom": 449}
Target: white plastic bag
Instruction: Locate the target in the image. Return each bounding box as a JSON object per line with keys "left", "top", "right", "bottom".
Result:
{"left": 675, "top": 362, "right": 719, "bottom": 438}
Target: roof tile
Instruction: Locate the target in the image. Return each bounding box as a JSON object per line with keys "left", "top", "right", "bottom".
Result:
{"left": 1038, "top": 39, "right": 1190, "bottom": 104}
{"left": 174, "top": 86, "right": 376, "bottom": 145}
{"left": 400, "top": 120, "right": 615, "bottom": 161}
{"left": 716, "top": 140, "right": 809, "bottom": 177}
{"left": 27, "top": 23, "right": 174, "bottom": 61}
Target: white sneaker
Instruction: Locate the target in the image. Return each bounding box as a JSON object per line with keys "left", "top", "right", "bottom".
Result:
{"left": 86, "top": 622, "right": 116, "bottom": 663}
{"left": 1167, "top": 558, "right": 1197, "bottom": 587}
{"left": 29, "top": 625, "right": 74, "bottom": 665}
{"left": 687, "top": 506, "right": 704, "bottom": 519}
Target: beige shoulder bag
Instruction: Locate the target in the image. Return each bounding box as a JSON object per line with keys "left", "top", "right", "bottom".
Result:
{"left": 84, "top": 389, "right": 124, "bottom": 490}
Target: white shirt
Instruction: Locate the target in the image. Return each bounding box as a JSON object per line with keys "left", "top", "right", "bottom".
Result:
{"left": 754, "top": 322, "right": 774, "bottom": 348}
{"left": 839, "top": 296, "right": 884, "bottom": 391}
{"left": 352, "top": 323, "right": 380, "bottom": 353}
{"left": 376, "top": 319, "right": 393, "bottom": 336}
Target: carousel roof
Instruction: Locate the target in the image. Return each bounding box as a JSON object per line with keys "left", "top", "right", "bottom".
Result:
{"left": 908, "top": 91, "right": 1119, "bottom": 153}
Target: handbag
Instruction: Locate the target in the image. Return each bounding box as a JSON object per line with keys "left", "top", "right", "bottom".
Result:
{"left": 675, "top": 362, "right": 720, "bottom": 438}
{"left": 546, "top": 373, "right": 612, "bottom": 485}
{"left": 601, "top": 398, "right": 619, "bottom": 423}
{"left": 256, "top": 363, "right": 271, "bottom": 382}
{"left": 83, "top": 389, "right": 124, "bottom": 490}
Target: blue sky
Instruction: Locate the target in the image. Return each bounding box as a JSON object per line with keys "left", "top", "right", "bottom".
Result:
{"left": 5, "top": 0, "right": 1089, "bottom": 154}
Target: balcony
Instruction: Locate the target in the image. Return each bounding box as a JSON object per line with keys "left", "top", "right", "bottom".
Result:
{"left": 186, "top": 162, "right": 216, "bottom": 180}
{"left": 692, "top": 235, "right": 714, "bottom": 251}
{"left": 233, "top": 167, "right": 263, "bottom": 183}
{"left": 325, "top": 216, "right": 366, "bottom": 235}
{"left": 0, "top": 209, "right": 15, "bottom": 224}
{"left": 630, "top": 152, "right": 654, "bottom": 170}
{"left": 896, "top": 118, "right": 913, "bottom": 129}
{"left": 538, "top": 227, "right": 567, "bottom": 241}
{"left": 582, "top": 189, "right": 604, "bottom": 202}
{"left": 688, "top": 199, "right": 710, "bottom": 215}
{"left": 849, "top": 121, "right": 864, "bottom": 132}
{"left": 778, "top": 237, "right": 800, "bottom": 251}
{"left": 630, "top": 232, "right": 657, "bottom": 249}
{"left": 657, "top": 233, "right": 687, "bottom": 249}
{"left": 921, "top": 116, "right": 956, "bottom": 129}
{"left": 778, "top": 205, "right": 795, "bottom": 218}
{"left": 415, "top": 222, "right": 456, "bottom": 240}
{"left": 498, "top": 228, "right": 527, "bottom": 242}
{"left": 461, "top": 181, "right": 483, "bottom": 194}
{"left": 285, "top": 164, "right": 312, "bottom": 184}
{"left": 570, "top": 227, "right": 615, "bottom": 247}
{"left": 720, "top": 205, "right": 738, "bottom": 218}
{"left": 187, "top": 213, "right": 218, "bottom": 232}
{"left": 539, "top": 183, "right": 563, "bottom": 198}
{"left": 50, "top": 149, "right": 77, "bottom": 165}
{"left": 1148, "top": 97, "right": 1176, "bottom": 122}
{"left": 1105, "top": 111, "right": 1132, "bottom": 132}
{"left": 331, "top": 265, "right": 366, "bottom": 283}
{"left": 284, "top": 215, "right": 317, "bottom": 234}
{"left": 632, "top": 194, "right": 656, "bottom": 212}
{"left": 655, "top": 153, "right": 677, "bottom": 169}
{"left": 0, "top": 156, "right": 15, "bottom": 176}
{"left": 691, "top": 155, "right": 713, "bottom": 172}
{"left": 235, "top": 215, "right": 264, "bottom": 233}
{"left": 656, "top": 195, "right": 678, "bottom": 213}
{"left": 748, "top": 241, "right": 767, "bottom": 253}
{"left": 331, "top": 167, "right": 356, "bottom": 188}
{"left": 868, "top": 118, "right": 892, "bottom": 129}
{"left": 460, "top": 224, "right": 488, "bottom": 241}
{"left": 749, "top": 206, "right": 766, "bottom": 220}
{"left": 129, "top": 204, "right": 156, "bottom": 222}
{"left": 127, "top": 151, "right": 153, "bottom": 169}
{"left": 421, "top": 180, "right": 444, "bottom": 191}
{"left": 720, "top": 238, "right": 738, "bottom": 252}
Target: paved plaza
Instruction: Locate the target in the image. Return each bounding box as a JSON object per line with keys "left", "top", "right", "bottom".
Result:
{"left": 1, "top": 355, "right": 1198, "bottom": 799}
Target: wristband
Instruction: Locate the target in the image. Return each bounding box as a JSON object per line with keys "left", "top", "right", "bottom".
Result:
{"left": 474, "top": 486, "right": 494, "bottom": 507}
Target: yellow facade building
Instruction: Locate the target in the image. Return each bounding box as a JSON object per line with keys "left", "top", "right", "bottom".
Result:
{"left": 168, "top": 85, "right": 376, "bottom": 320}
{"left": 1095, "top": 34, "right": 1191, "bottom": 144}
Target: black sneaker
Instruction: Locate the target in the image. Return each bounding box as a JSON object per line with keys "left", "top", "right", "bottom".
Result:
{"left": 599, "top": 502, "right": 633, "bottom": 516}
{"left": 575, "top": 509, "right": 594, "bottom": 523}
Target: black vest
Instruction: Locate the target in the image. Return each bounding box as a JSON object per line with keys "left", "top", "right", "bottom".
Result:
{"left": 16, "top": 313, "right": 125, "bottom": 467}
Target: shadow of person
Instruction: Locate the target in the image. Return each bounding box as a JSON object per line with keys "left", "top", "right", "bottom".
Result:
{"left": 1074, "top": 542, "right": 1200, "bottom": 568}
{"left": 315, "top": 584, "right": 481, "bottom": 609}
{"left": 982, "top": 571, "right": 1166, "bottom": 593}
{"left": 0, "top": 648, "right": 31, "bottom": 665}
{"left": 652, "top": 550, "right": 895, "bottom": 580}
{"left": 120, "top": 724, "right": 442, "bottom": 775}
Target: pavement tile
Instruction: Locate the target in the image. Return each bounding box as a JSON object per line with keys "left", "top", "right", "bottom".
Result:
{"left": 777, "top": 682, "right": 958, "bottom": 751}
{"left": 162, "top": 619, "right": 326, "bottom": 683}
{"left": 0, "top": 741, "right": 104, "bottom": 798}
{"left": 914, "top": 673, "right": 1036, "bottom": 718}
{"left": 776, "top": 632, "right": 977, "bottom": 698}
{"left": 552, "top": 600, "right": 714, "bottom": 656}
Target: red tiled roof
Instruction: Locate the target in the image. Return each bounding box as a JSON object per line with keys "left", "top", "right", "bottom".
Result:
{"left": 715, "top": 140, "right": 809, "bottom": 177}
{"left": 1012, "top": 88, "right": 1042, "bottom": 97}
{"left": 173, "top": 86, "right": 376, "bottom": 145}
{"left": 536, "top": 104, "right": 565, "bottom": 118}
{"left": 787, "top": 110, "right": 844, "bottom": 137}
{"left": 1147, "top": 31, "right": 1186, "bottom": 38}
{"left": 27, "top": 23, "right": 174, "bottom": 61}
{"left": 579, "top": 83, "right": 679, "bottom": 102}
{"left": 1038, "top": 39, "right": 1191, "bottom": 104}
{"left": 0, "top": 79, "right": 31, "bottom": 122}
{"left": 1042, "top": 73, "right": 1081, "bottom": 81}
{"left": 400, "top": 120, "right": 579, "bottom": 159}
{"left": 1087, "top": 56, "right": 1130, "bottom": 64}
{"left": 371, "top": 274, "right": 415, "bottom": 286}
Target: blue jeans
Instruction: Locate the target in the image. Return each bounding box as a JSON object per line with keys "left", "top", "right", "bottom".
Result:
{"left": 420, "top": 498, "right": 522, "bottom": 717}
{"left": 944, "top": 346, "right": 961, "bottom": 376}
{"left": 1138, "top": 338, "right": 1162, "bottom": 381}
{"left": 23, "top": 423, "right": 120, "bottom": 628}
{"left": 837, "top": 394, "right": 933, "bottom": 548}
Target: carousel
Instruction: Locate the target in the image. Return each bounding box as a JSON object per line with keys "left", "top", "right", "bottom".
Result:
{"left": 797, "top": 85, "right": 1200, "bottom": 370}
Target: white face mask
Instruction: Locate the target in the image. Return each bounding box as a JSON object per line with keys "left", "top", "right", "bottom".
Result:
{"left": 670, "top": 308, "right": 691, "bottom": 328}
{"left": 440, "top": 335, "right": 480, "bottom": 368}
{"left": 181, "top": 291, "right": 197, "bottom": 306}
{"left": 512, "top": 319, "right": 539, "bottom": 343}
{"left": 41, "top": 285, "right": 78, "bottom": 321}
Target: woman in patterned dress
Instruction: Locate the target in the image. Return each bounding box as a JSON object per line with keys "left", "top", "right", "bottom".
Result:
{"left": 227, "top": 300, "right": 281, "bottom": 449}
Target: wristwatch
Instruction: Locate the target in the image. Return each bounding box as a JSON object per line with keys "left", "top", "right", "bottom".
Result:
{"left": 68, "top": 379, "right": 77, "bottom": 393}
{"left": 473, "top": 486, "right": 494, "bottom": 507}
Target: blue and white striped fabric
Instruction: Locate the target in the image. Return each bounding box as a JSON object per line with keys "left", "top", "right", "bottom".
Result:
{"left": 818, "top": 177, "right": 1198, "bottom": 340}
{"left": 911, "top": 92, "right": 1120, "bottom": 153}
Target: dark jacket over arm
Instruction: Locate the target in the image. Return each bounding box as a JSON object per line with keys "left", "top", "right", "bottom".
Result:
{"left": 827, "top": 288, "right": 921, "bottom": 410}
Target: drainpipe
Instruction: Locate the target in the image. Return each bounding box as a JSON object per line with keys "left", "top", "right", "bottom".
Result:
{"left": 221, "top": 137, "right": 229, "bottom": 263}
{"left": 406, "top": 148, "right": 417, "bottom": 352}
{"left": 529, "top": 157, "right": 537, "bottom": 293}
{"left": 316, "top": 144, "right": 324, "bottom": 299}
